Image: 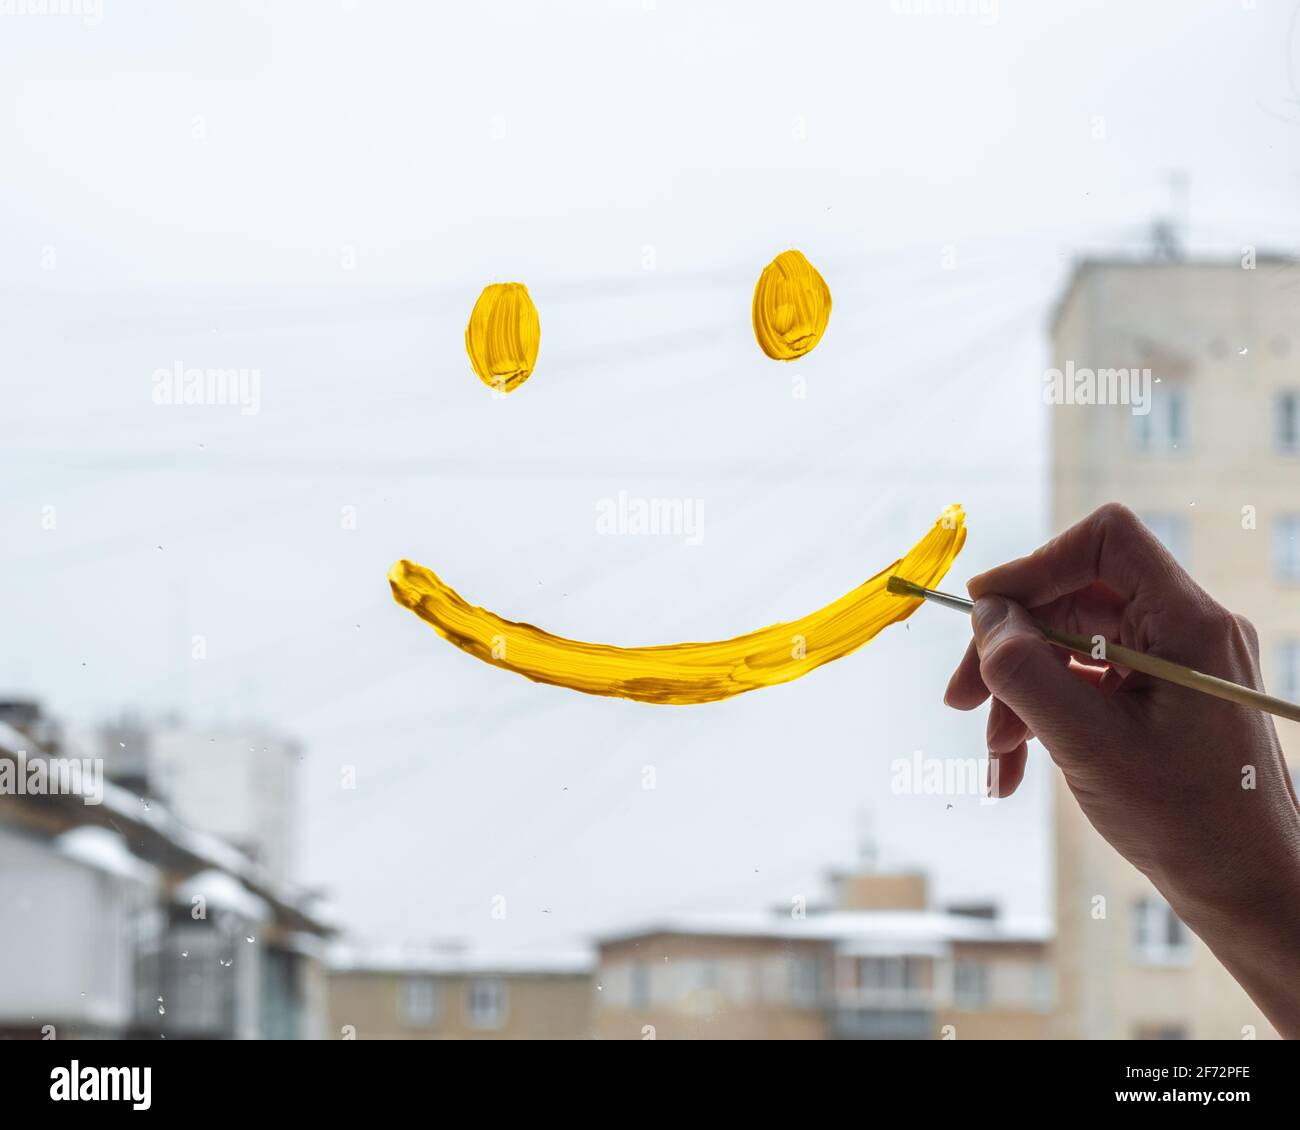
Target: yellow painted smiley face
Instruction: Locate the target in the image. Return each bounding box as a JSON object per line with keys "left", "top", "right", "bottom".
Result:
{"left": 390, "top": 249, "right": 966, "bottom": 705}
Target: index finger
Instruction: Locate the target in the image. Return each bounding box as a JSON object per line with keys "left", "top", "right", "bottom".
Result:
{"left": 967, "top": 502, "right": 1179, "bottom": 607}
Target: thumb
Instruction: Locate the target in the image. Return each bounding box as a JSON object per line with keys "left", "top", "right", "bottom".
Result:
{"left": 972, "top": 594, "right": 1114, "bottom": 758}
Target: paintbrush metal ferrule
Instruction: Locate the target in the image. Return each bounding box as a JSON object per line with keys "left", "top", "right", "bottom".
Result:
{"left": 887, "top": 576, "right": 974, "bottom": 614}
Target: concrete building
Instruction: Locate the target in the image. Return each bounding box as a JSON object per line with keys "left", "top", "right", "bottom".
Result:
{"left": 594, "top": 871, "right": 1052, "bottom": 1040}
{"left": 0, "top": 709, "right": 332, "bottom": 1039}
{"left": 326, "top": 945, "right": 594, "bottom": 1040}
{"left": 0, "top": 822, "right": 157, "bottom": 1040}
{"left": 1049, "top": 255, "right": 1300, "bottom": 1039}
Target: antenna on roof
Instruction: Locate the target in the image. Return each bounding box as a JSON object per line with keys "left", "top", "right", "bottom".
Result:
{"left": 855, "top": 804, "right": 877, "bottom": 872}
{"left": 1150, "top": 170, "right": 1189, "bottom": 261}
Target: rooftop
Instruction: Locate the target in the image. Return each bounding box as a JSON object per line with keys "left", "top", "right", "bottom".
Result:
{"left": 327, "top": 942, "right": 594, "bottom": 977}
{"left": 0, "top": 719, "right": 332, "bottom": 937}
{"left": 1048, "top": 252, "right": 1299, "bottom": 334}
{"left": 596, "top": 909, "right": 1051, "bottom": 950}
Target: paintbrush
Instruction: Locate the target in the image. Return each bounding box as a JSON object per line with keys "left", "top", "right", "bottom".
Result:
{"left": 886, "top": 576, "right": 1300, "bottom": 725}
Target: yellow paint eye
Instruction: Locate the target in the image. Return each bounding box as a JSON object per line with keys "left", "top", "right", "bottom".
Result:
{"left": 465, "top": 282, "right": 540, "bottom": 394}
{"left": 751, "top": 249, "right": 832, "bottom": 361}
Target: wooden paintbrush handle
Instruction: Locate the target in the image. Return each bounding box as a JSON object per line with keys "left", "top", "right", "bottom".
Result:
{"left": 1038, "top": 625, "right": 1300, "bottom": 725}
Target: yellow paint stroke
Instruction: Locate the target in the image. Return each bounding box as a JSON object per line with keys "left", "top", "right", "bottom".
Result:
{"left": 465, "top": 282, "right": 540, "bottom": 394}
{"left": 752, "top": 249, "right": 832, "bottom": 361}
{"left": 387, "top": 505, "right": 966, "bottom": 705}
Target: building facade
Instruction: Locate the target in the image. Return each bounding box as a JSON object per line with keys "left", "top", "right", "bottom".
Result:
{"left": 0, "top": 708, "right": 331, "bottom": 1040}
{"left": 594, "top": 872, "right": 1052, "bottom": 1040}
{"left": 98, "top": 719, "right": 301, "bottom": 881}
{"left": 1049, "top": 257, "right": 1300, "bottom": 1039}
{"left": 326, "top": 946, "right": 594, "bottom": 1040}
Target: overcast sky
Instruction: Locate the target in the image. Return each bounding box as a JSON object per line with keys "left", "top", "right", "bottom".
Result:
{"left": 3, "top": 0, "right": 1299, "bottom": 951}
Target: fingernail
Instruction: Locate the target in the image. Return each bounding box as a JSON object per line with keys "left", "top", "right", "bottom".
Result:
{"left": 972, "top": 595, "right": 1009, "bottom": 638}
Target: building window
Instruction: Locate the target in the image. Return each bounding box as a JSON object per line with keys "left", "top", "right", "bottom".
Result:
{"left": 1275, "top": 515, "right": 1300, "bottom": 582}
{"left": 953, "top": 960, "right": 989, "bottom": 1009}
{"left": 1133, "top": 897, "right": 1190, "bottom": 965}
{"left": 464, "top": 978, "right": 507, "bottom": 1029}
{"left": 697, "top": 960, "right": 719, "bottom": 992}
{"left": 1135, "top": 1024, "right": 1188, "bottom": 1040}
{"left": 1278, "top": 391, "right": 1300, "bottom": 454}
{"left": 790, "top": 955, "right": 821, "bottom": 1008}
{"left": 1278, "top": 640, "right": 1300, "bottom": 702}
{"left": 858, "top": 956, "right": 902, "bottom": 990}
{"left": 1030, "top": 963, "right": 1056, "bottom": 1012}
{"left": 856, "top": 956, "right": 924, "bottom": 997}
{"left": 1132, "top": 385, "right": 1186, "bottom": 453}
{"left": 398, "top": 976, "right": 440, "bottom": 1028}
{"left": 1139, "top": 513, "right": 1190, "bottom": 568}
{"left": 717, "top": 958, "right": 756, "bottom": 1005}
{"left": 629, "top": 961, "right": 651, "bottom": 1010}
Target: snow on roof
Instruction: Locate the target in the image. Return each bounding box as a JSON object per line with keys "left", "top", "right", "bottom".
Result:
{"left": 596, "top": 910, "right": 1051, "bottom": 950}
{"left": 327, "top": 942, "right": 594, "bottom": 977}
{"left": 56, "top": 826, "right": 159, "bottom": 885}
{"left": 0, "top": 720, "right": 33, "bottom": 758}
{"left": 95, "top": 775, "right": 328, "bottom": 928}
{"left": 174, "top": 869, "right": 272, "bottom": 922}
{"left": 0, "top": 719, "right": 329, "bottom": 933}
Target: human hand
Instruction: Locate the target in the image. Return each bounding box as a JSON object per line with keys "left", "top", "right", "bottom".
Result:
{"left": 944, "top": 503, "right": 1300, "bottom": 1035}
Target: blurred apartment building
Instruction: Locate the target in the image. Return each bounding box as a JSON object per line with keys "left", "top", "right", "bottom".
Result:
{"left": 593, "top": 869, "right": 1052, "bottom": 1039}
{"left": 99, "top": 714, "right": 300, "bottom": 880}
{"left": 1049, "top": 254, "right": 1300, "bottom": 1038}
{"left": 0, "top": 702, "right": 330, "bottom": 1039}
{"left": 326, "top": 945, "right": 594, "bottom": 1039}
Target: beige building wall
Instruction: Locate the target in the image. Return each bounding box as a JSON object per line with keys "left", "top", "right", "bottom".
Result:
{"left": 938, "top": 940, "right": 1053, "bottom": 1041}
{"left": 596, "top": 922, "right": 1052, "bottom": 1040}
{"left": 1050, "top": 259, "right": 1297, "bottom": 1040}
{"left": 595, "top": 934, "right": 830, "bottom": 1040}
{"left": 830, "top": 872, "right": 928, "bottom": 911}
{"left": 327, "top": 970, "right": 593, "bottom": 1040}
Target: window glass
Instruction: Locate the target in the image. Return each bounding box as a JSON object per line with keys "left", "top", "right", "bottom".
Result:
{"left": 398, "top": 977, "right": 439, "bottom": 1028}
{"left": 465, "top": 979, "right": 506, "bottom": 1029}
{"left": 1278, "top": 391, "right": 1300, "bottom": 453}
{"left": 1275, "top": 515, "right": 1300, "bottom": 582}
{"left": 1133, "top": 386, "right": 1187, "bottom": 452}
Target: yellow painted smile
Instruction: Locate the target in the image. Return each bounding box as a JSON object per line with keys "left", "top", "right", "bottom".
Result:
{"left": 388, "top": 505, "right": 966, "bottom": 705}
{"left": 392, "top": 251, "right": 967, "bottom": 703}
